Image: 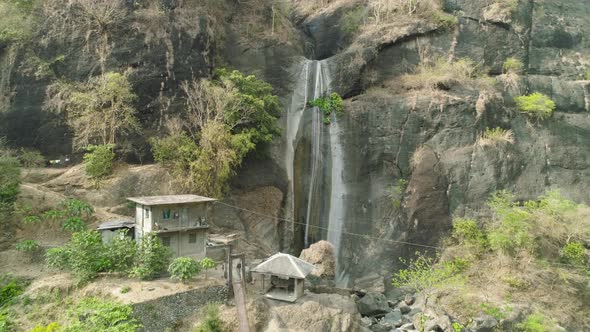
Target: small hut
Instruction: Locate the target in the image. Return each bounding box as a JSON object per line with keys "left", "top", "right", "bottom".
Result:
{"left": 97, "top": 220, "right": 135, "bottom": 243}
{"left": 250, "top": 252, "right": 314, "bottom": 302}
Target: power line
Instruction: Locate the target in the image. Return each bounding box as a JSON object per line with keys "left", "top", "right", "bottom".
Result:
{"left": 213, "top": 200, "right": 589, "bottom": 270}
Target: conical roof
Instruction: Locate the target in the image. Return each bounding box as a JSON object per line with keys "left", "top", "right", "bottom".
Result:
{"left": 251, "top": 252, "right": 315, "bottom": 279}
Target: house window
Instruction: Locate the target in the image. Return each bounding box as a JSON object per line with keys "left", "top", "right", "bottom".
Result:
{"left": 189, "top": 233, "right": 197, "bottom": 244}
{"left": 145, "top": 208, "right": 150, "bottom": 218}
{"left": 161, "top": 236, "right": 171, "bottom": 247}
{"left": 163, "top": 209, "right": 171, "bottom": 219}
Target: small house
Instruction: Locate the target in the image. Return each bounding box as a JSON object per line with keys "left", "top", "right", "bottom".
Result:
{"left": 127, "top": 195, "right": 217, "bottom": 259}
{"left": 250, "top": 252, "right": 315, "bottom": 302}
{"left": 97, "top": 220, "right": 135, "bottom": 243}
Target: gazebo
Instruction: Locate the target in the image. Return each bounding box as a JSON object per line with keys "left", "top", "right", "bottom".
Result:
{"left": 250, "top": 252, "right": 314, "bottom": 302}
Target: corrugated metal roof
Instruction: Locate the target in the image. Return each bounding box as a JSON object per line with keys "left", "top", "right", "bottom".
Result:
{"left": 250, "top": 252, "right": 315, "bottom": 279}
{"left": 127, "top": 194, "right": 217, "bottom": 206}
{"left": 97, "top": 220, "right": 135, "bottom": 230}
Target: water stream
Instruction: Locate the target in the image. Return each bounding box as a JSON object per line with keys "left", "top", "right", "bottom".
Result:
{"left": 285, "top": 58, "right": 349, "bottom": 284}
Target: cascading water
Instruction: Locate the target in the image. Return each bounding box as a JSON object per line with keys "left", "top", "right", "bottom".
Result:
{"left": 285, "top": 58, "right": 349, "bottom": 284}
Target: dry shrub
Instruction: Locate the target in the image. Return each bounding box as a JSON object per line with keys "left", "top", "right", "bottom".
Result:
{"left": 410, "top": 145, "right": 429, "bottom": 170}
{"left": 369, "top": 0, "right": 441, "bottom": 24}
{"left": 477, "top": 127, "right": 514, "bottom": 147}
{"left": 401, "top": 58, "right": 479, "bottom": 91}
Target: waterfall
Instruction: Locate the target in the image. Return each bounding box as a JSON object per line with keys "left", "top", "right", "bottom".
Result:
{"left": 285, "top": 57, "right": 348, "bottom": 283}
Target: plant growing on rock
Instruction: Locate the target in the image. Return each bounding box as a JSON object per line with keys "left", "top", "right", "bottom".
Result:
{"left": 168, "top": 257, "right": 200, "bottom": 282}
{"left": 308, "top": 92, "right": 344, "bottom": 124}
{"left": 387, "top": 178, "right": 408, "bottom": 209}
{"left": 503, "top": 57, "right": 524, "bottom": 74}
{"left": 478, "top": 127, "right": 514, "bottom": 146}
{"left": 402, "top": 58, "right": 480, "bottom": 91}
{"left": 514, "top": 93, "right": 556, "bottom": 120}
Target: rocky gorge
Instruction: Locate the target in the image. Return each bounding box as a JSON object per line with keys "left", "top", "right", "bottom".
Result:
{"left": 2, "top": 0, "right": 590, "bottom": 330}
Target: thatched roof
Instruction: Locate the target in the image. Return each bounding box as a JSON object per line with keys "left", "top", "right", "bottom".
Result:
{"left": 127, "top": 194, "right": 217, "bottom": 206}
{"left": 251, "top": 252, "right": 315, "bottom": 279}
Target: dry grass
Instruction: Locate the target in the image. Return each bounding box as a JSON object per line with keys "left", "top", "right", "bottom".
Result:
{"left": 401, "top": 58, "right": 479, "bottom": 91}
{"left": 477, "top": 127, "right": 514, "bottom": 147}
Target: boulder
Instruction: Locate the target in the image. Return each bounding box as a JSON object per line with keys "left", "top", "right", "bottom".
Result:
{"left": 299, "top": 240, "right": 336, "bottom": 278}
{"left": 471, "top": 314, "right": 499, "bottom": 332}
{"left": 382, "top": 309, "right": 403, "bottom": 327}
{"left": 398, "top": 302, "right": 411, "bottom": 314}
{"left": 357, "top": 292, "right": 391, "bottom": 317}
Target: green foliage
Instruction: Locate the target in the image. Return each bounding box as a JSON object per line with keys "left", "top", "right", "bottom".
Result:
{"left": 63, "top": 297, "right": 141, "bottom": 332}
{"left": 0, "top": 275, "right": 25, "bottom": 308}
{"left": 18, "top": 148, "right": 44, "bottom": 167}
{"left": 200, "top": 257, "right": 217, "bottom": 279}
{"left": 339, "top": 6, "right": 365, "bottom": 37}
{"left": 431, "top": 10, "right": 458, "bottom": 29}
{"left": 45, "top": 72, "right": 139, "bottom": 150}
{"left": 308, "top": 92, "right": 344, "bottom": 124}
{"left": 0, "top": 311, "right": 12, "bottom": 332}
{"left": 0, "top": 0, "right": 33, "bottom": 46}
{"left": 83, "top": 144, "right": 115, "bottom": 181}
{"left": 130, "top": 233, "right": 171, "bottom": 280}
{"left": 62, "top": 217, "right": 86, "bottom": 233}
{"left": 480, "top": 127, "right": 514, "bottom": 146}
{"left": 105, "top": 231, "right": 137, "bottom": 273}
{"left": 0, "top": 157, "right": 20, "bottom": 206}
{"left": 120, "top": 286, "right": 130, "bottom": 294}
{"left": 23, "top": 215, "right": 41, "bottom": 224}
{"left": 388, "top": 178, "right": 408, "bottom": 209}
{"left": 451, "top": 322, "right": 464, "bottom": 332}
{"left": 168, "top": 257, "right": 200, "bottom": 282}
{"left": 503, "top": 57, "right": 524, "bottom": 74}
{"left": 452, "top": 218, "right": 488, "bottom": 250}
{"left": 514, "top": 93, "right": 556, "bottom": 120}
{"left": 487, "top": 191, "right": 535, "bottom": 255}
{"left": 561, "top": 242, "right": 586, "bottom": 266}
{"left": 213, "top": 68, "right": 281, "bottom": 146}
{"left": 45, "top": 230, "right": 108, "bottom": 283}
{"left": 60, "top": 198, "right": 94, "bottom": 219}
{"left": 15, "top": 239, "right": 39, "bottom": 252}
{"left": 516, "top": 313, "right": 556, "bottom": 332}
{"left": 392, "top": 253, "right": 467, "bottom": 292}
{"left": 29, "top": 322, "right": 61, "bottom": 332}
{"left": 45, "top": 246, "right": 71, "bottom": 270}
{"left": 480, "top": 302, "right": 509, "bottom": 321}
{"left": 585, "top": 67, "right": 590, "bottom": 81}
{"left": 195, "top": 304, "right": 224, "bottom": 332}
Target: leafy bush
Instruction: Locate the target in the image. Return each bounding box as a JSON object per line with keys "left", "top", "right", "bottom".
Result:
{"left": 200, "top": 257, "right": 217, "bottom": 279}
{"left": 83, "top": 144, "right": 115, "bottom": 181}
{"left": 62, "top": 216, "right": 86, "bottom": 233}
{"left": 503, "top": 57, "right": 524, "bottom": 74}
{"left": 516, "top": 313, "right": 556, "bottom": 332}
{"left": 514, "top": 93, "right": 556, "bottom": 120}
{"left": 195, "top": 303, "right": 224, "bottom": 332}
{"left": 452, "top": 218, "right": 487, "bottom": 250}
{"left": 105, "top": 231, "right": 137, "bottom": 273}
{"left": 487, "top": 191, "right": 535, "bottom": 255}
{"left": 130, "top": 233, "right": 171, "bottom": 280}
{"left": 18, "top": 149, "right": 44, "bottom": 168}
{"left": 60, "top": 199, "right": 94, "bottom": 219}
{"left": 23, "top": 215, "right": 41, "bottom": 224}
{"left": 560, "top": 242, "right": 586, "bottom": 266}
{"left": 308, "top": 92, "right": 344, "bottom": 124}
{"left": 29, "top": 322, "right": 61, "bottom": 332}
{"left": 479, "top": 127, "right": 514, "bottom": 146}
{"left": 0, "top": 157, "right": 20, "bottom": 206}
{"left": 45, "top": 247, "right": 71, "bottom": 270}
{"left": 168, "top": 257, "right": 200, "bottom": 282}
{"left": 63, "top": 297, "right": 141, "bottom": 332}
{"left": 0, "top": 275, "right": 25, "bottom": 308}
{"left": 392, "top": 253, "right": 467, "bottom": 293}
{"left": 15, "top": 239, "right": 40, "bottom": 255}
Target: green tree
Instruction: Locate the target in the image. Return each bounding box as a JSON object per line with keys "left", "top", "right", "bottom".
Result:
{"left": 104, "top": 230, "right": 137, "bottom": 273}
{"left": 62, "top": 216, "right": 86, "bottom": 232}
{"left": 18, "top": 149, "right": 44, "bottom": 168}
{"left": 130, "top": 233, "right": 171, "bottom": 280}
{"left": 83, "top": 144, "right": 115, "bottom": 181}
{"left": 168, "top": 257, "right": 200, "bottom": 282}
{"left": 45, "top": 72, "right": 139, "bottom": 150}
{"left": 200, "top": 257, "right": 217, "bottom": 279}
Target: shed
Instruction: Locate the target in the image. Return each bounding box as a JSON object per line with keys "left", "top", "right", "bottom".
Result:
{"left": 250, "top": 252, "right": 314, "bottom": 302}
{"left": 97, "top": 220, "right": 135, "bottom": 243}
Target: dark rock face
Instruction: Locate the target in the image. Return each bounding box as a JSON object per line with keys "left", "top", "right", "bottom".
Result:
{"left": 357, "top": 292, "right": 391, "bottom": 317}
